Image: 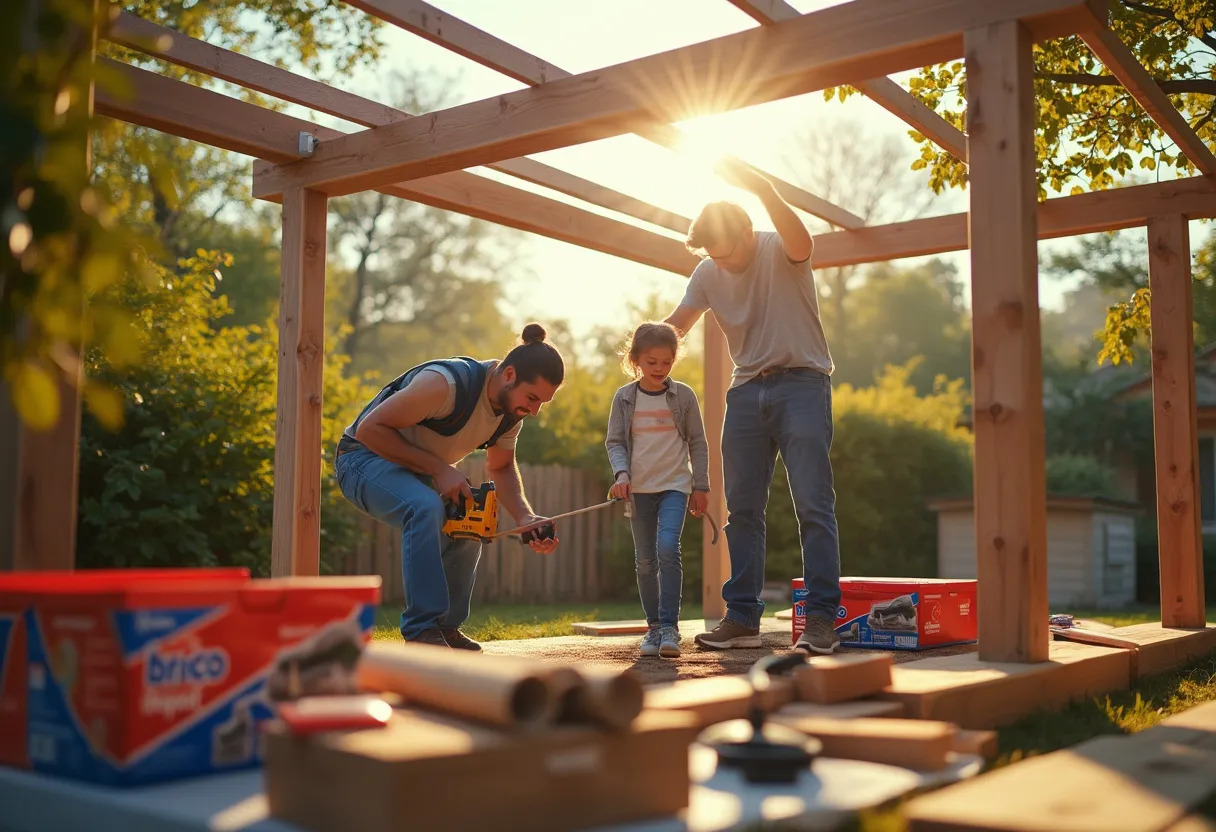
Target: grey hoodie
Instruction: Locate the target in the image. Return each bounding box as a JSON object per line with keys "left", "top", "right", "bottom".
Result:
{"left": 605, "top": 380, "right": 711, "bottom": 493}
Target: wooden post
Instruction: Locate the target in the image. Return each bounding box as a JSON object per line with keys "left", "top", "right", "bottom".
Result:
{"left": 702, "top": 314, "right": 731, "bottom": 621}
{"left": 1147, "top": 214, "right": 1206, "bottom": 627}
{"left": 271, "top": 186, "right": 328, "bottom": 577}
{"left": 965, "top": 19, "right": 1049, "bottom": 663}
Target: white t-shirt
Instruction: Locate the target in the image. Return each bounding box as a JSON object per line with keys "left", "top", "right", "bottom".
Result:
{"left": 629, "top": 383, "right": 693, "bottom": 495}
{"left": 681, "top": 230, "right": 833, "bottom": 387}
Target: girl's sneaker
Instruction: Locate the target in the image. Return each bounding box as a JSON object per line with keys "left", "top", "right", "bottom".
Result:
{"left": 659, "top": 626, "right": 681, "bottom": 658}
{"left": 640, "top": 627, "right": 662, "bottom": 657}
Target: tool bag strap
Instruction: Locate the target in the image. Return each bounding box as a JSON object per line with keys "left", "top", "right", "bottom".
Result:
{"left": 348, "top": 357, "right": 515, "bottom": 447}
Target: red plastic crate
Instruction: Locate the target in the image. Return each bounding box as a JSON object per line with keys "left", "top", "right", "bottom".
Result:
{"left": 0, "top": 568, "right": 249, "bottom": 769}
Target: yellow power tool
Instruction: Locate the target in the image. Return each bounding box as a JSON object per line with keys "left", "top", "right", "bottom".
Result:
{"left": 443, "top": 482, "right": 501, "bottom": 543}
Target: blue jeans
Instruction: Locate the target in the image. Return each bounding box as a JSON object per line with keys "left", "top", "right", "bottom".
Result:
{"left": 721, "top": 369, "right": 840, "bottom": 627}
{"left": 629, "top": 490, "right": 688, "bottom": 629}
{"left": 334, "top": 448, "right": 481, "bottom": 640}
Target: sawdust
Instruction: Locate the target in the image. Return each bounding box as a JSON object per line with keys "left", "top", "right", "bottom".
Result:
{"left": 482, "top": 617, "right": 979, "bottom": 686}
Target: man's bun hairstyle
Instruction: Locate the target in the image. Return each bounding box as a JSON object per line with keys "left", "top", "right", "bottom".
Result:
{"left": 503, "top": 322, "right": 564, "bottom": 386}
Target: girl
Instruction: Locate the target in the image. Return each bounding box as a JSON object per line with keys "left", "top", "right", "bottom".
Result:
{"left": 605, "top": 322, "right": 710, "bottom": 658}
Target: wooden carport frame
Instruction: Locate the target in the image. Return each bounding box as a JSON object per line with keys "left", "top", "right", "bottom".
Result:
{"left": 8, "top": 0, "right": 1214, "bottom": 684}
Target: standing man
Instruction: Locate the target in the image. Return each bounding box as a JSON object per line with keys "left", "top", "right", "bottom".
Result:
{"left": 665, "top": 165, "right": 842, "bottom": 655}
{"left": 334, "top": 324, "right": 563, "bottom": 649}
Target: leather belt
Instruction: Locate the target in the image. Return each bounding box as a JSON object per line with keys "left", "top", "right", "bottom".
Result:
{"left": 335, "top": 434, "right": 364, "bottom": 460}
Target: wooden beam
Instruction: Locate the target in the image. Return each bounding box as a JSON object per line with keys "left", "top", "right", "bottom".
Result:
{"left": 258, "top": 0, "right": 1097, "bottom": 200}
{"left": 1147, "top": 214, "right": 1206, "bottom": 628}
{"left": 106, "top": 13, "right": 691, "bottom": 235}
{"left": 702, "top": 315, "right": 731, "bottom": 621}
{"left": 723, "top": 0, "right": 968, "bottom": 161}
{"left": 346, "top": 0, "right": 864, "bottom": 229}
{"left": 95, "top": 60, "right": 696, "bottom": 275}
{"left": 966, "top": 19, "right": 1049, "bottom": 663}
{"left": 1077, "top": 12, "right": 1216, "bottom": 177}
{"left": 271, "top": 187, "right": 328, "bottom": 577}
{"left": 809, "top": 176, "right": 1216, "bottom": 268}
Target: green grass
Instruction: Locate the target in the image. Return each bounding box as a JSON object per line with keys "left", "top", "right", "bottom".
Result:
{"left": 371, "top": 601, "right": 704, "bottom": 642}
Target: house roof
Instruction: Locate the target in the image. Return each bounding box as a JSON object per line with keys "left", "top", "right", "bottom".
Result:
{"left": 1109, "top": 342, "right": 1216, "bottom": 407}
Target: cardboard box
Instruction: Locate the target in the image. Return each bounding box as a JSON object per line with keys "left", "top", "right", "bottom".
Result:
{"left": 793, "top": 578, "right": 977, "bottom": 651}
{"left": 264, "top": 708, "right": 700, "bottom": 832}
{"left": 0, "top": 568, "right": 250, "bottom": 769}
{"left": 20, "top": 575, "right": 380, "bottom": 785}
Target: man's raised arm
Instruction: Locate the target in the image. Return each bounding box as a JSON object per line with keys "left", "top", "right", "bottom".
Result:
{"left": 717, "top": 161, "right": 812, "bottom": 264}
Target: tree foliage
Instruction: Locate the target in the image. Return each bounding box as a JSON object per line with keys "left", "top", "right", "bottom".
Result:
{"left": 3, "top": 0, "right": 140, "bottom": 429}
{"left": 77, "top": 250, "right": 369, "bottom": 573}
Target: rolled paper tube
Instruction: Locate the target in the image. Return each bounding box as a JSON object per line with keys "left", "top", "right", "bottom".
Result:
{"left": 560, "top": 667, "right": 644, "bottom": 731}
{"left": 355, "top": 642, "right": 555, "bottom": 730}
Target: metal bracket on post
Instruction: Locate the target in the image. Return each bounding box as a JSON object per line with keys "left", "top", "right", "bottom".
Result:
{"left": 298, "top": 131, "right": 319, "bottom": 157}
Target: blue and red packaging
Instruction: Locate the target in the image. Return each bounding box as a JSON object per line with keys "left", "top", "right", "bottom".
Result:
{"left": 12, "top": 573, "right": 379, "bottom": 785}
{"left": 793, "top": 577, "right": 977, "bottom": 650}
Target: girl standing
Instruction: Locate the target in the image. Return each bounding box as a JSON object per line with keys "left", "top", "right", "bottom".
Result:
{"left": 605, "top": 322, "right": 710, "bottom": 657}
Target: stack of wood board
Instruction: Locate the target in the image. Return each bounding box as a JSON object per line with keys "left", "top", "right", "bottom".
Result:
{"left": 264, "top": 709, "right": 699, "bottom": 832}
{"left": 643, "top": 675, "right": 795, "bottom": 727}
{"left": 903, "top": 701, "right": 1216, "bottom": 830}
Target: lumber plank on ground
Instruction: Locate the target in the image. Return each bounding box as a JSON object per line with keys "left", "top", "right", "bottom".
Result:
{"left": 793, "top": 653, "right": 893, "bottom": 704}
{"left": 768, "top": 716, "right": 956, "bottom": 771}
{"left": 643, "top": 675, "right": 794, "bottom": 727}
{"left": 904, "top": 734, "right": 1216, "bottom": 831}
{"left": 775, "top": 699, "right": 907, "bottom": 720}
{"left": 1106, "top": 623, "right": 1216, "bottom": 677}
{"left": 571, "top": 621, "right": 650, "bottom": 636}
{"left": 880, "top": 641, "right": 1131, "bottom": 729}
{"left": 1050, "top": 626, "right": 1139, "bottom": 680}
{"left": 951, "top": 729, "right": 999, "bottom": 761}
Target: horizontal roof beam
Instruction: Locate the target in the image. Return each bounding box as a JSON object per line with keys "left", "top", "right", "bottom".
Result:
{"left": 328, "top": 0, "right": 866, "bottom": 228}
{"left": 253, "top": 0, "right": 1099, "bottom": 200}
{"left": 811, "top": 176, "right": 1216, "bottom": 268}
{"left": 95, "top": 59, "right": 697, "bottom": 275}
{"left": 1074, "top": 7, "right": 1216, "bottom": 177}
{"left": 724, "top": 0, "right": 968, "bottom": 161}
{"left": 106, "top": 12, "right": 692, "bottom": 235}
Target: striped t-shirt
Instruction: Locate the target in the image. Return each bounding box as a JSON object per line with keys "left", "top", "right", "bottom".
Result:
{"left": 629, "top": 383, "right": 693, "bottom": 494}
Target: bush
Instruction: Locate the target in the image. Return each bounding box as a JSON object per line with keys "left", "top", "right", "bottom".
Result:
{"left": 1045, "top": 453, "right": 1121, "bottom": 499}
{"left": 77, "top": 251, "right": 371, "bottom": 574}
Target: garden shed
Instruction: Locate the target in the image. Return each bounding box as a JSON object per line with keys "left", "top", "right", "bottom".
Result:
{"left": 931, "top": 496, "right": 1139, "bottom": 608}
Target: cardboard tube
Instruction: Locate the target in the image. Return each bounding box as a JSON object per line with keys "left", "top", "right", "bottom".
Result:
{"left": 561, "top": 668, "right": 644, "bottom": 730}
{"left": 355, "top": 643, "right": 554, "bottom": 730}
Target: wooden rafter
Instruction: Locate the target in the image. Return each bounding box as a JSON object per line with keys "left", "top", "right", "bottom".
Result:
{"left": 1077, "top": 9, "right": 1216, "bottom": 177}
{"left": 252, "top": 0, "right": 1100, "bottom": 200}
{"left": 95, "top": 59, "right": 697, "bottom": 275}
{"left": 724, "top": 0, "right": 968, "bottom": 161}
{"left": 106, "top": 12, "right": 692, "bottom": 234}
{"left": 338, "top": 0, "right": 866, "bottom": 228}
{"left": 810, "top": 176, "right": 1216, "bottom": 268}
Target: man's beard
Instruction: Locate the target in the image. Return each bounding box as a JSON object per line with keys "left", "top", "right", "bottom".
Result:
{"left": 495, "top": 381, "right": 516, "bottom": 416}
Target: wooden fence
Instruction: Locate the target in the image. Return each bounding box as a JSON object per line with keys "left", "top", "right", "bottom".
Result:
{"left": 345, "top": 459, "right": 619, "bottom": 604}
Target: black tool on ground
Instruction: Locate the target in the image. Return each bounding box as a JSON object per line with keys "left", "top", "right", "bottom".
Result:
{"left": 698, "top": 652, "right": 821, "bottom": 784}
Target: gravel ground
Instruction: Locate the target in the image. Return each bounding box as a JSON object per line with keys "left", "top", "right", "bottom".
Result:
{"left": 482, "top": 617, "right": 980, "bottom": 685}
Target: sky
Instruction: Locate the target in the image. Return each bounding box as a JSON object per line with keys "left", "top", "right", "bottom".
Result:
{"left": 278, "top": 0, "right": 1191, "bottom": 350}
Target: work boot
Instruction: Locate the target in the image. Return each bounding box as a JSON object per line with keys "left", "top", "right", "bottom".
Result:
{"left": 440, "top": 627, "right": 482, "bottom": 652}
{"left": 640, "top": 627, "right": 662, "bottom": 657}
{"left": 795, "top": 615, "right": 841, "bottom": 655}
{"left": 659, "top": 626, "right": 682, "bottom": 658}
{"left": 404, "top": 628, "right": 450, "bottom": 647}
{"left": 694, "top": 618, "right": 762, "bottom": 650}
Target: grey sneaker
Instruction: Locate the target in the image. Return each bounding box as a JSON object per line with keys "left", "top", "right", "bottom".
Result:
{"left": 795, "top": 615, "right": 841, "bottom": 655}
{"left": 694, "top": 618, "right": 762, "bottom": 650}
{"left": 640, "top": 627, "right": 662, "bottom": 657}
{"left": 659, "top": 626, "right": 681, "bottom": 658}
